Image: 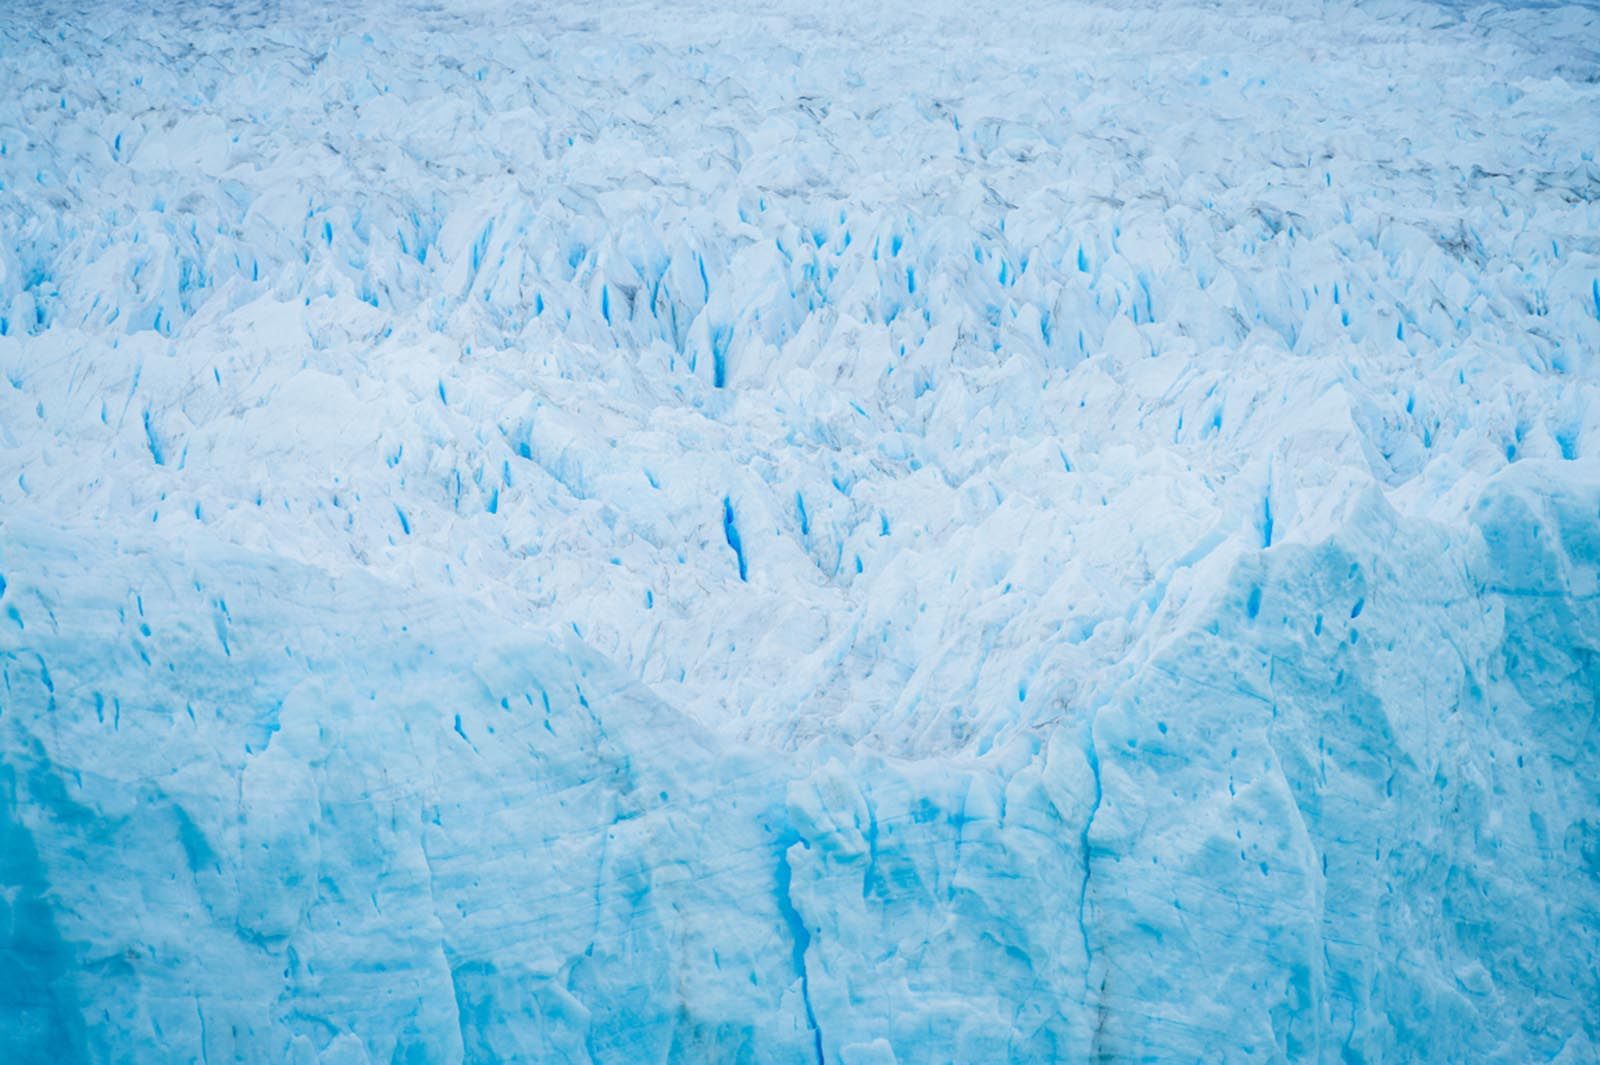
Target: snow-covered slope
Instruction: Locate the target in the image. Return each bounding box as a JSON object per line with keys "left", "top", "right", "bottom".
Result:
{"left": 2, "top": 0, "right": 1598, "bottom": 1060}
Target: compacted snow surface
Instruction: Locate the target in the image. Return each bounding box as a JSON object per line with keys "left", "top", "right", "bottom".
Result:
{"left": 3, "top": 0, "right": 1600, "bottom": 1059}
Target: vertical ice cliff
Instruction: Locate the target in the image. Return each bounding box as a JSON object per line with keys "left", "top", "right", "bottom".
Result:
{"left": 2, "top": 0, "right": 1598, "bottom": 1060}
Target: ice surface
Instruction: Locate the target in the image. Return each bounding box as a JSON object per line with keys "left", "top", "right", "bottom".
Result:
{"left": 2, "top": 0, "right": 1598, "bottom": 1060}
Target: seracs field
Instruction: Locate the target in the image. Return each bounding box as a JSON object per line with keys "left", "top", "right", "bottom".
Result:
{"left": 2, "top": 0, "right": 1599, "bottom": 1060}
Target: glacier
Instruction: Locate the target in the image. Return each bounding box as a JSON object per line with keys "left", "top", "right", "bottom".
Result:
{"left": 2, "top": 0, "right": 1599, "bottom": 1060}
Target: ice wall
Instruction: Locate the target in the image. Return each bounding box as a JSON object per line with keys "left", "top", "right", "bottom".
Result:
{"left": 4, "top": 470, "right": 1596, "bottom": 1061}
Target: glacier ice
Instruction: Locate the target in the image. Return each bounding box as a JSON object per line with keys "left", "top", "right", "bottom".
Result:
{"left": 1, "top": 0, "right": 1599, "bottom": 1060}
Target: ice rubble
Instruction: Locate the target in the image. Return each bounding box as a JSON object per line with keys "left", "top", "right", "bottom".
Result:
{"left": 2, "top": 0, "right": 1599, "bottom": 1060}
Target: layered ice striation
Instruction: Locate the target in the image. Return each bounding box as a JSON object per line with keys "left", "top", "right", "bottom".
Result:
{"left": 2, "top": 0, "right": 1599, "bottom": 1060}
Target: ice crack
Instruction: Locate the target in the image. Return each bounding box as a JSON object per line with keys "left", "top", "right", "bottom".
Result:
{"left": 775, "top": 831, "right": 825, "bottom": 1065}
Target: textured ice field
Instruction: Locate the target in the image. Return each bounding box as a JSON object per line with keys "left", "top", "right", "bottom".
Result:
{"left": 2, "top": 0, "right": 1599, "bottom": 1060}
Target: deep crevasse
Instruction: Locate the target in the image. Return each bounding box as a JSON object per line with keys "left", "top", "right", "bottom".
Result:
{"left": 1, "top": 0, "right": 1598, "bottom": 1060}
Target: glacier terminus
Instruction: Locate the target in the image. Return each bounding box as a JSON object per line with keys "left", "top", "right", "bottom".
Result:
{"left": 1, "top": 0, "right": 1599, "bottom": 1060}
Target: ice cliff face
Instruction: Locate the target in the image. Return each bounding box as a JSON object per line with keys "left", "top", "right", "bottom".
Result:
{"left": 2, "top": 0, "right": 1598, "bottom": 1060}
